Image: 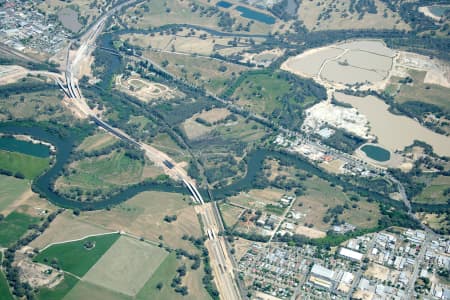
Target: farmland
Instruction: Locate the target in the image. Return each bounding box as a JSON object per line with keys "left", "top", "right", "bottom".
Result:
{"left": 76, "top": 191, "right": 203, "bottom": 253}
{"left": 0, "top": 211, "right": 39, "bottom": 247}
{"left": 56, "top": 149, "right": 157, "bottom": 202}
{"left": 30, "top": 211, "right": 113, "bottom": 249}
{"left": 37, "top": 273, "right": 79, "bottom": 300}
{"left": 34, "top": 233, "right": 120, "bottom": 277}
{"left": 0, "top": 150, "right": 49, "bottom": 179}
{"left": 142, "top": 50, "right": 248, "bottom": 94}
{"left": 82, "top": 236, "right": 168, "bottom": 297}
{"left": 413, "top": 176, "right": 450, "bottom": 205}
{"left": 0, "top": 253, "right": 13, "bottom": 300}
{"left": 77, "top": 132, "right": 118, "bottom": 153}
{"left": 0, "top": 175, "right": 29, "bottom": 212}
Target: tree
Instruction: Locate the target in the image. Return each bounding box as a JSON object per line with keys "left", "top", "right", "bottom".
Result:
{"left": 156, "top": 282, "right": 163, "bottom": 290}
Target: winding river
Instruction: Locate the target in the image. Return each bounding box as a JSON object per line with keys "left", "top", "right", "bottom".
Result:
{"left": 0, "top": 122, "right": 445, "bottom": 212}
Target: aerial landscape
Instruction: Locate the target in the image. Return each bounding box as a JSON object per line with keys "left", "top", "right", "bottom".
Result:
{"left": 0, "top": 0, "right": 449, "bottom": 299}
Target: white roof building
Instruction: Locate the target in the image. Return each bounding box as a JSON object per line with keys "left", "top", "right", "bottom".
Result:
{"left": 339, "top": 247, "right": 363, "bottom": 262}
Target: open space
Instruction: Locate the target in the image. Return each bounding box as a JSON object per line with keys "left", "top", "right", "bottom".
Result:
{"left": 34, "top": 233, "right": 120, "bottom": 277}
{"left": 413, "top": 176, "right": 450, "bottom": 205}
{"left": 77, "top": 132, "right": 118, "bottom": 153}
{"left": 0, "top": 253, "right": 13, "bottom": 300}
{"left": 82, "top": 235, "right": 167, "bottom": 296}
{"left": 77, "top": 191, "right": 202, "bottom": 253}
{"left": 0, "top": 175, "right": 30, "bottom": 212}
{"left": 0, "top": 150, "right": 49, "bottom": 179}
{"left": 30, "top": 211, "right": 113, "bottom": 249}
{"left": 0, "top": 211, "right": 39, "bottom": 247}
{"left": 298, "top": 0, "right": 407, "bottom": 31}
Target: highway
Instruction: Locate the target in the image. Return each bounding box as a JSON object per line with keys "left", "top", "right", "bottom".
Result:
{"left": 54, "top": 3, "right": 242, "bottom": 299}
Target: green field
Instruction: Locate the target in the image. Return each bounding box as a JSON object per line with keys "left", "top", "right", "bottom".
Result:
{"left": 393, "top": 70, "right": 450, "bottom": 112}
{"left": 64, "top": 280, "right": 131, "bottom": 300}
{"left": 0, "top": 150, "right": 49, "bottom": 179}
{"left": 82, "top": 236, "right": 168, "bottom": 296}
{"left": 34, "top": 233, "right": 120, "bottom": 277}
{"left": 0, "top": 175, "right": 29, "bottom": 211}
{"left": 229, "top": 70, "right": 325, "bottom": 130}
{"left": 0, "top": 211, "right": 39, "bottom": 247}
{"left": 0, "top": 253, "right": 13, "bottom": 300}
{"left": 37, "top": 273, "right": 79, "bottom": 300}
{"left": 413, "top": 175, "right": 450, "bottom": 204}
{"left": 136, "top": 252, "right": 179, "bottom": 300}
{"left": 77, "top": 133, "right": 117, "bottom": 153}
{"left": 58, "top": 150, "right": 146, "bottom": 193}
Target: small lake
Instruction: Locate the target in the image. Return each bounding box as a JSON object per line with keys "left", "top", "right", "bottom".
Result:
{"left": 0, "top": 136, "right": 50, "bottom": 158}
{"left": 361, "top": 144, "right": 390, "bottom": 162}
{"left": 235, "top": 6, "right": 276, "bottom": 24}
{"left": 217, "top": 1, "right": 232, "bottom": 8}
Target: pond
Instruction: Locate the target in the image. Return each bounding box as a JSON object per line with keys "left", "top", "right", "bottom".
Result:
{"left": 216, "top": 1, "right": 232, "bottom": 8}
{"left": 361, "top": 144, "right": 391, "bottom": 162}
{"left": 235, "top": 6, "right": 276, "bottom": 24}
{"left": 0, "top": 136, "right": 50, "bottom": 158}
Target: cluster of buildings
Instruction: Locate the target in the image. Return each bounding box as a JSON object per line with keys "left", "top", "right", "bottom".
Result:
{"left": 238, "top": 229, "right": 450, "bottom": 300}
{"left": 0, "top": 0, "right": 68, "bottom": 54}
{"left": 274, "top": 133, "right": 383, "bottom": 177}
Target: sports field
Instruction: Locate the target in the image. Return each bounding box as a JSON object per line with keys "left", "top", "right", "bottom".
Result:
{"left": 0, "top": 150, "right": 49, "bottom": 179}
{"left": 0, "top": 211, "right": 39, "bottom": 247}
{"left": 83, "top": 236, "right": 168, "bottom": 296}
{"left": 0, "top": 175, "right": 29, "bottom": 212}
{"left": 34, "top": 233, "right": 120, "bottom": 277}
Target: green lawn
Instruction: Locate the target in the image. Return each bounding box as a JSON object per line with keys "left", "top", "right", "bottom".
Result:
{"left": 0, "top": 253, "right": 13, "bottom": 300}
{"left": 0, "top": 175, "right": 29, "bottom": 211}
{"left": 37, "top": 273, "right": 79, "bottom": 300}
{"left": 0, "top": 211, "right": 39, "bottom": 247}
{"left": 34, "top": 233, "right": 120, "bottom": 277}
{"left": 0, "top": 150, "right": 49, "bottom": 179}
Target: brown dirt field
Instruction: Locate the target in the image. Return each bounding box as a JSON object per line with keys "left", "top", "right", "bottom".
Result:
{"left": 77, "top": 191, "right": 202, "bottom": 253}
{"left": 182, "top": 119, "right": 213, "bottom": 140}
{"left": 29, "top": 211, "right": 112, "bottom": 249}
{"left": 13, "top": 193, "right": 57, "bottom": 218}
{"left": 364, "top": 263, "right": 392, "bottom": 281}
{"left": 219, "top": 203, "right": 244, "bottom": 228}
{"left": 294, "top": 225, "right": 326, "bottom": 239}
{"left": 233, "top": 238, "right": 253, "bottom": 261}
{"left": 298, "top": 0, "right": 408, "bottom": 31}
{"left": 196, "top": 108, "right": 231, "bottom": 123}
{"left": 2, "top": 188, "right": 34, "bottom": 217}
{"left": 77, "top": 133, "right": 118, "bottom": 152}
{"left": 229, "top": 188, "right": 285, "bottom": 210}
{"left": 319, "top": 159, "right": 345, "bottom": 174}
{"left": 0, "top": 65, "right": 29, "bottom": 85}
